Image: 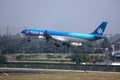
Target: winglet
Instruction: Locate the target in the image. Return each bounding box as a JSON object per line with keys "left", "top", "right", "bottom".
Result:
{"left": 91, "top": 22, "right": 108, "bottom": 35}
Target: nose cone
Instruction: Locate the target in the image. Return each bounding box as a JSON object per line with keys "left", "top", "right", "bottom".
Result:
{"left": 21, "top": 30, "right": 26, "bottom": 34}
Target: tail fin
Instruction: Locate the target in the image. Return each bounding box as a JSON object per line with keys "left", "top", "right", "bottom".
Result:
{"left": 91, "top": 21, "right": 108, "bottom": 35}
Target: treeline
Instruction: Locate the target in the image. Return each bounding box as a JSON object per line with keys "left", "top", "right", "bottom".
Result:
{"left": 0, "top": 34, "right": 114, "bottom": 54}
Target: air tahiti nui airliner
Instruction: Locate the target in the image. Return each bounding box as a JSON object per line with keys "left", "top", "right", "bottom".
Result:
{"left": 21, "top": 21, "right": 108, "bottom": 46}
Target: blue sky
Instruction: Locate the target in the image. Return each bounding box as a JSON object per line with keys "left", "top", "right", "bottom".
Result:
{"left": 0, "top": 0, "right": 120, "bottom": 35}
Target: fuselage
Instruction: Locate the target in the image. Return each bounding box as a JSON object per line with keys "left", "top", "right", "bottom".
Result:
{"left": 21, "top": 29, "right": 103, "bottom": 42}
{"left": 21, "top": 21, "right": 107, "bottom": 44}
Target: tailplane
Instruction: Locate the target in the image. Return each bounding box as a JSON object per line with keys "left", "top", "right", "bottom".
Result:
{"left": 91, "top": 21, "right": 108, "bottom": 35}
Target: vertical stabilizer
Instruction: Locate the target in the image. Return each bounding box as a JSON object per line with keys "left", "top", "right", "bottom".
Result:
{"left": 91, "top": 22, "right": 108, "bottom": 35}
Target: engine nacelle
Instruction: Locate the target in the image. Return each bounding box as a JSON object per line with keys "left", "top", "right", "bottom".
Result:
{"left": 70, "top": 42, "right": 82, "bottom": 46}
{"left": 38, "top": 36, "right": 46, "bottom": 41}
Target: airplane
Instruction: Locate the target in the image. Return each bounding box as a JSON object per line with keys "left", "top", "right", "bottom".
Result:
{"left": 21, "top": 21, "right": 108, "bottom": 46}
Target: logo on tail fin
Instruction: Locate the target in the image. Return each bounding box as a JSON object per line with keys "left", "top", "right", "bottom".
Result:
{"left": 91, "top": 21, "right": 108, "bottom": 35}
{"left": 97, "top": 27, "right": 103, "bottom": 35}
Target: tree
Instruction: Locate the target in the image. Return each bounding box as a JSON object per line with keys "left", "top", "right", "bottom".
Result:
{"left": 68, "top": 54, "right": 89, "bottom": 64}
{"left": 100, "top": 38, "right": 111, "bottom": 48}
{"left": 0, "top": 55, "right": 7, "bottom": 64}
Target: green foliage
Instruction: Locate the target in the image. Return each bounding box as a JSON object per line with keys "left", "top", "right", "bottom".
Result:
{"left": 69, "top": 54, "right": 89, "bottom": 64}
{"left": 46, "top": 54, "right": 56, "bottom": 59}
{"left": 16, "top": 54, "right": 39, "bottom": 60}
{"left": 16, "top": 55, "right": 23, "bottom": 60}
{"left": 0, "top": 55, "right": 7, "bottom": 64}
{"left": 100, "top": 38, "right": 111, "bottom": 48}
{"left": 89, "top": 55, "right": 105, "bottom": 63}
{"left": 0, "top": 34, "right": 118, "bottom": 54}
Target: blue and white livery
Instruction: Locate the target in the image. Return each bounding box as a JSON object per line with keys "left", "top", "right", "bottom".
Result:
{"left": 21, "top": 21, "right": 108, "bottom": 46}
